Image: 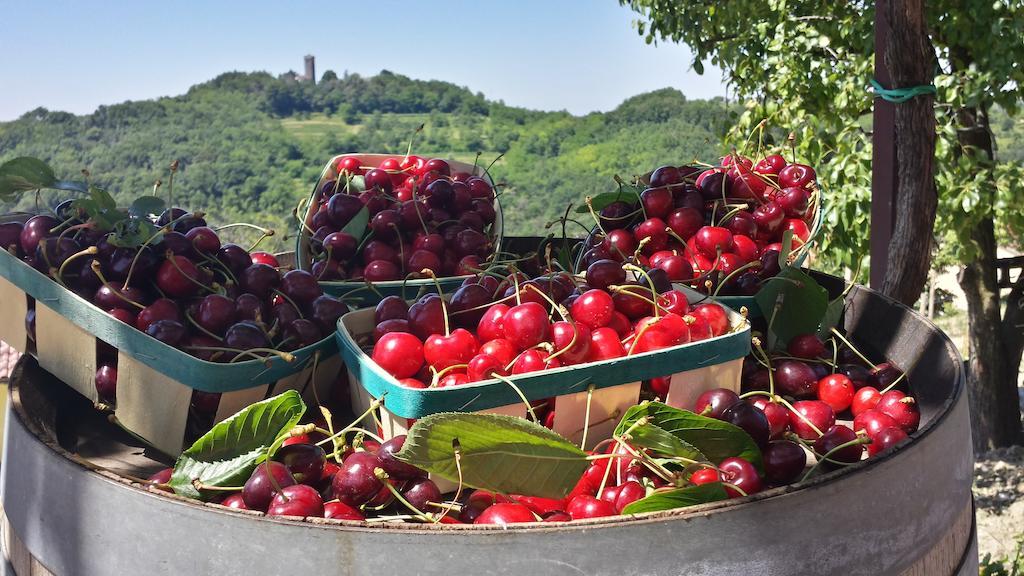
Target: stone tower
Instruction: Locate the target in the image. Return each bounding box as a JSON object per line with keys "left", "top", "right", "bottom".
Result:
{"left": 304, "top": 55, "right": 316, "bottom": 84}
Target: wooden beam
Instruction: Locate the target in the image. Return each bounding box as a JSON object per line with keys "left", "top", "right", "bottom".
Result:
{"left": 870, "top": 0, "right": 897, "bottom": 290}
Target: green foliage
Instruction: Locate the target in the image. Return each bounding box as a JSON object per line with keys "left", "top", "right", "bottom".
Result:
{"left": 621, "top": 482, "right": 729, "bottom": 515}
{"left": 620, "top": 0, "right": 1024, "bottom": 272}
{"left": 169, "top": 390, "right": 306, "bottom": 500}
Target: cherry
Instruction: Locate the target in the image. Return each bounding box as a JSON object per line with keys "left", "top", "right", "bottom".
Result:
{"left": 790, "top": 400, "right": 835, "bottom": 440}
{"left": 375, "top": 296, "right": 409, "bottom": 323}
{"left": 588, "top": 327, "right": 626, "bottom": 361}
{"left": 649, "top": 165, "right": 682, "bottom": 187}
{"left": 219, "top": 493, "right": 248, "bottom": 510}
{"left": 196, "top": 294, "right": 236, "bottom": 335}
{"left": 408, "top": 295, "right": 446, "bottom": 340}
{"left": 309, "top": 295, "right": 349, "bottom": 334}
{"left": 814, "top": 425, "right": 864, "bottom": 468}
{"left": 93, "top": 282, "right": 145, "bottom": 311}
{"left": 787, "top": 334, "right": 826, "bottom": 359}
{"left": 762, "top": 440, "right": 807, "bottom": 485}
{"left": 276, "top": 443, "right": 326, "bottom": 484}
{"left": 19, "top": 215, "right": 57, "bottom": 255}
{"left": 281, "top": 270, "right": 322, "bottom": 305}
{"left": 373, "top": 332, "right": 424, "bottom": 379}
{"left": 586, "top": 259, "right": 626, "bottom": 291}
{"left": 721, "top": 401, "right": 770, "bottom": 448}
{"left": 479, "top": 338, "right": 517, "bottom": 366}
{"left": 875, "top": 391, "right": 920, "bottom": 433}
{"left": 694, "top": 388, "right": 741, "bottom": 419}
{"left": 377, "top": 435, "right": 427, "bottom": 481}
{"left": 136, "top": 298, "right": 181, "bottom": 332}
{"left": 776, "top": 187, "right": 811, "bottom": 219}
{"left": 837, "top": 363, "right": 872, "bottom": 389}
{"left": 634, "top": 218, "right": 669, "bottom": 253}
{"left": 601, "top": 229, "right": 638, "bottom": 259}
{"left": 816, "top": 374, "right": 855, "bottom": 413}
{"left": 867, "top": 427, "right": 909, "bottom": 457}
{"left": 690, "top": 303, "right": 729, "bottom": 337}
{"left": 607, "top": 310, "right": 631, "bottom": 338}
{"left": 784, "top": 219, "right": 811, "bottom": 243}
{"left": 566, "top": 495, "right": 617, "bottom": 519}
{"left": 868, "top": 362, "right": 905, "bottom": 390}
{"left": 224, "top": 321, "right": 270, "bottom": 350}
{"left": 697, "top": 170, "right": 731, "bottom": 200}
{"left": 0, "top": 221, "right": 24, "bottom": 255}
{"left": 424, "top": 328, "right": 479, "bottom": 371}
{"left": 324, "top": 501, "right": 365, "bottom": 521}
{"left": 778, "top": 163, "right": 816, "bottom": 189}
{"left": 156, "top": 255, "right": 201, "bottom": 298}
{"left": 95, "top": 364, "right": 117, "bottom": 400}
{"left": 689, "top": 468, "right": 721, "bottom": 487}
{"left": 364, "top": 260, "right": 401, "bottom": 281}
{"left": 667, "top": 207, "right": 703, "bottom": 239}
{"left": 852, "top": 409, "right": 897, "bottom": 440}
{"left": 476, "top": 303, "right": 509, "bottom": 342}
{"left": 551, "top": 321, "right": 592, "bottom": 364}
{"left": 474, "top": 502, "right": 536, "bottom": 525}
{"left": 217, "top": 244, "right": 253, "bottom": 276}
{"left": 775, "top": 360, "right": 819, "bottom": 398}
{"left": 754, "top": 154, "right": 787, "bottom": 175}
{"left": 185, "top": 226, "right": 221, "bottom": 256}
{"left": 332, "top": 451, "right": 385, "bottom": 508}
{"left": 640, "top": 187, "right": 674, "bottom": 219}
{"left": 448, "top": 283, "right": 491, "bottom": 329}
{"left": 242, "top": 461, "right": 297, "bottom": 511}
{"left": 147, "top": 319, "right": 187, "bottom": 347}
{"left": 511, "top": 349, "right": 550, "bottom": 374}
{"left": 751, "top": 202, "right": 785, "bottom": 237}
{"left": 613, "top": 480, "right": 645, "bottom": 513}
{"left": 402, "top": 478, "right": 442, "bottom": 512}
{"left": 267, "top": 484, "right": 324, "bottom": 518}
{"left": 240, "top": 263, "right": 280, "bottom": 299}
{"left": 233, "top": 293, "right": 265, "bottom": 323}
{"left": 695, "top": 226, "right": 734, "bottom": 259}
{"left": 719, "top": 457, "right": 762, "bottom": 497}
{"left": 851, "top": 386, "right": 882, "bottom": 416}
{"left": 250, "top": 251, "right": 279, "bottom": 268}
{"left": 599, "top": 201, "right": 635, "bottom": 231}
{"left": 503, "top": 302, "right": 550, "bottom": 350}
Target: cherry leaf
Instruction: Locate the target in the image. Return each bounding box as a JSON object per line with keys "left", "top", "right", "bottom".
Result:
{"left": 621, "top": 482, "right": 728, "bottom": 515}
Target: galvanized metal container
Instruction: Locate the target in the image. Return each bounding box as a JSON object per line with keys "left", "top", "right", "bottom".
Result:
{"left": 0, "top": 277, "right": 976, "bottom": 576}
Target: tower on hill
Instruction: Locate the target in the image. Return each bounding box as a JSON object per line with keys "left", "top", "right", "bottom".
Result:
{"left": 304, "top": 55, "right": 316, "bottom": 84}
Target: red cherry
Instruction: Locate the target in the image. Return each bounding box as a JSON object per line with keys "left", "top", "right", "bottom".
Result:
{"left": 813, "top": 424, "right": 864, "bottom": 465}
{"left": 778, "top": 163, "right": 816, "bottom": 189}
{"left": 732, "top": 235, "right": 759, "bottom": 263}
{"left": 437, "top": 371, "right": 470, "bottom": 387}
{"left": 690, "top": 303, "right": 729, "bottom": 337}
{"left": 654, "top": 253, "right": 694, "bottom": 281}
{"left": 602, "top": 229, "right": 638, "bottom": 260}
{"left": 634, "top": 218, "right": 669, "bottom": 253}
{"left": 719, "top": 457, "right": 762, "bottom": 497}
{"left": 570, "top": 289, "right": 615, "bottom": 329}
{"left": 787, "top": 334, "right": 827, "bottom": 359}
{"left": 503, "top": 302, "right": 550, "bottom": 350}
{"left": 479, "top": 338, "right": 517, "bottom": 366}
{"left": 784, "top": 219, "right": 811, "bottom": 243}
{"left": 689, "top": 468, "right": 721, "bottom": 486}
{"left": 423, "top": 328, "right": 479, "bottom": 371}
{"left": 551, "top": 321, "right": 592, "bottom": 364}
{"left": 754, "top": 154, "right": 787, "bottom": 175}
{"left": 157, "top": 255, "right": 201, "bottom": 298}
{"left": 474, "top": 502, "right": 536, "bottom": 525}
{"left": 566, "top": 495, "right": 617, "bottom": 519}
{"left": 588, "top": 327, "right": 626, "bottom": 361}
{"left": 752, "top": 202, "right": 785, "bottom": 238}
{"left": 875, "top": 391, "right": 920, "bottom": 433}
{"left": 613, "top": 480, "right": 645, "bottom": 513}
{"left": 776, "top": 186, "right": 811, "bottom": 218}
{"left": 336, "top": 156, "right": 363, "bottom": 175}
{"left": 372, "top": 332, "right": 424, "bottom": 379}
{"left": 640, "top": 187, "right": 674, "bottom": 219}
{"left": 852, "top": 409, "right": 898, "bottom": 439}
{"left": 476, "top": 303, "right": 509, "bottom": 342}
{"left": 658, "top": 289, "right": 689, "bottom": 316}
{"left": 817, "top": 374, "right": 855, "bottom": 413}
{"left": 667, "top": 207, "right": 704, "bottom": 240}
{"left": 694, "top": 388, "right": 740, "bottom": 419}
{"left": 851, "top": 386, "right": 882, "bottom": 416}
{"left": 467, "top": 353, "right": 505, "bottom": 381}
{"left": 511, "top": 349, "right": 554, "bottom": 374}
{"left": 511, "top": 495, "right": 566, "bottom": 517}
{"left": 750, "top": 397, "right": 791, "bottom": 439}
{"left": 695, "top": 226, "right": 734, "bottom": 258}
{"left": 649, "top": 375, "right": 670, "bottom": 397}
{"left": 790, "top": 400, "right": 835, "bottom": 440}
{"left": 324, "top": 501, "right": 366, "bottom": 521}
{"left": 607, "top": 310, "right": 631, "bottom": 338}
{"left": 867, "top": 427, "right": 909, "bottom": 457}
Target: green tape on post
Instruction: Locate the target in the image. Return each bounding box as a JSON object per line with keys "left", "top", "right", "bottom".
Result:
{"left": 870, "top": 78, "right": 937, "bottom": 103}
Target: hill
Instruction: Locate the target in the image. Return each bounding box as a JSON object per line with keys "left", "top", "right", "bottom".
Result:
{"left": 0, "top": 70, "right": 735, "bottom": 248}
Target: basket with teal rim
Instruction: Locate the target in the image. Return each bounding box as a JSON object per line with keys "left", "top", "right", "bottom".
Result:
{"left": 336, "top": 285, "right": 750, "bottom": 457}
{"left": 295, "top": 153, "right": 504, "bottom": 307}
{"left": 0, "top": 239, "right": 339, "bottom": 457}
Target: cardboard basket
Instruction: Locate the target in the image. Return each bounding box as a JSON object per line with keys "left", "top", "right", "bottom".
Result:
{"left": 0, "top": 247, "right": 341, "bottom": 456}
{"left": 295, "top": 153, "right": 504, "bottom": 307}
{"left": 336, "top": 286, "right": 749, "bottom": 456}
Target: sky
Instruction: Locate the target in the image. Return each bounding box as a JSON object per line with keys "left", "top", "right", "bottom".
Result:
{"left": 0, "top": 1, "right": 727, "bottom": 121}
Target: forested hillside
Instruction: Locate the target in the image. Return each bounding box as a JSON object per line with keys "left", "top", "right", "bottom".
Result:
{"left": 3, "top": 69, "right": 1022, "bottom": 251}
{"left": 0, "top": 70, "right": 734, "bottom": 248}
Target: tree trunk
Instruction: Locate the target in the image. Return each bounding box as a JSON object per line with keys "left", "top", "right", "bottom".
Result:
{"left": 956, "top": 106, "right": 1024, "bottom": 450}
{"left": 879, "top": 0, "right": 938, "bottom": 305}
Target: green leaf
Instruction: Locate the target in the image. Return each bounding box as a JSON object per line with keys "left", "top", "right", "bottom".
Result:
{"left": 89, "top": 186, "right": 117, "bottom": 211}
{"left": 615, "top": 402, "right": 762, "bottom": 472}
{"left": 573, "top": 185, "right": 642, "bottom": 215}
{"left": 168, "top": 390, "right": 306, "bottom": 500}
{"left": 129, "top": 196, "right": 167, "bottom": 219}
{"left": 108, "top": 218, "right": 158, "bottom": 248}
{"left": 817, "top": 295, "right": 845, "bottom": 339}
{"left": 626, "top": 421, "right": 707, "bottom": 463}
{"left": 340, "top": 205, "right": 369, "bottom": 240}
{"left": 0, "top": 157, "right": 57, "bottom": 201}
{"left": 621, "top": 482, "right": 728, "bottom": 515}
{"left": 395, "top": 413, "right": 589, "bottom": 499}
{"left": 754, "top": 266, "right": 829, "bottom": 348}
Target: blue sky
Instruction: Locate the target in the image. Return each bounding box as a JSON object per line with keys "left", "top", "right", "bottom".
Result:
{"left": 0, "top": 1, "right": 727, "bottom": 121}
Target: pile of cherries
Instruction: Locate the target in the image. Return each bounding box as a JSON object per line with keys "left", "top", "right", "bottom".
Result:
{"left": 0, "top": 204, "right": 350, "bottom": 412}
{"left": 367, "top": 264, "right": 734, "bottom": 390}
{"left": 580, "top": 153, "right": 818, "bottom": 296}
{"left": 305, "top": 155, "right": 500, "bottom": 282}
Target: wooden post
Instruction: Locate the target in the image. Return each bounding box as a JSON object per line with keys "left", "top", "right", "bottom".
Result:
{"left": 870, "top": 0, "right": 896, "bottom": 290}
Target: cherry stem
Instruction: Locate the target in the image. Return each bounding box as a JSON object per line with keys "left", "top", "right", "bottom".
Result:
{"left": 579, "top": 384, "right": 597, "bottom": 450}
{"left": 419, "top": 269, "right": 450, "bottom": 336}
{"left": 191, "top": 480, "right": 244, "bottom": 492}
{"left": 801, "top": 435, "right": 872, "bottom": 483}
{"left": 56, "top": 246, "right": 98, "bottom": 286}
{"left": 623, "top": 264, "right": 661, "bottom": 318}
{"left": 829, "top": 328, "right": 878, "bottom": 370}
{"left": 611, "top": 435, "right": 675, "bottom": 484}
{"left": 246, "top": 230, "right": 274, "bottom": 253}
{"left": 164, "top": 251, "right": 218, "bottom": 294}
{"left": 492, "top": 374, "right": 539, "bottom": 422}
{"left": 775, "top": 396, "right": 823, "bottom": 438}
{"left": 584, "top": 196, "right": 608, "bottom": 237}
{"left": 374, "top": 468, "right": 433, "bottom": 522}
{"left": 215, "top": 222, "right": 274, "bottom": 235}
{"left": 184, "top": 345, "right": 294, "bottom": 364}
{"left": 880, "top": 370, "right": 908, "bottom": 394}
{"left": 751, "top": 337, "right": 776, "bottom": 398}
{"left": 90, "top": 261, "right": 145, "bottom": 309}
{"left": 315, "top": 397, "right": 385, "bottom": 452}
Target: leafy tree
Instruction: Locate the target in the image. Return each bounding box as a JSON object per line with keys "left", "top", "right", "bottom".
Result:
{"left": 620, "top": 0, "right": 1024, "bottom": 449}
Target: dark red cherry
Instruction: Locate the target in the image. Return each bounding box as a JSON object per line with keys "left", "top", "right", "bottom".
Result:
{"left": 762, "top": 440, "right": 807, "bottom": 485}
{"left": 242, "top": 461, "right": 297, "bottom": 511}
